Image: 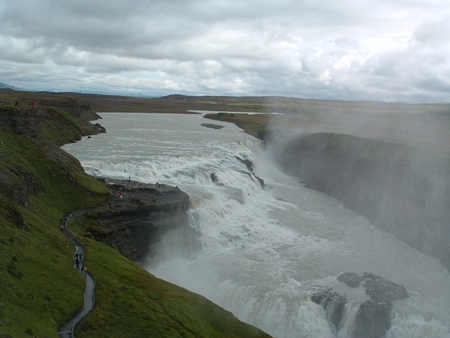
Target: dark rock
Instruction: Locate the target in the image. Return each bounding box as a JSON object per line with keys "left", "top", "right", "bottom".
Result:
{"left": 338, "top": 272, "right": 409, "bottom": 303}
{"left": 84, "top": 179, "right": 193, "bottom": 262}
{"left": 353, "top": 300, "right": 392, "bottom": 338}
{"left": 201, "top": 123, "right": 224, "bottom": 130}
{"left": 94, "top": 123, "right": 106, "bottom": 133}
{"left": 211, "top": 173, "right": 218, "bottom": 183}
{"left": 235, "top": 156, "right": 254, "bottom": 172}
{"left": 336, "top": 271, "right": 408, "bottom": 337}
{"left": 9, "top": 107, "right": 45, "bottom": 138}
{"left": 311, "top": 290, "right": 347, "bottom": 330}
{"left": 235, "top": 156, "right": 265, "bottom": 187}
{"left": 23, "top": 172, "right": 42, "bottom": 195}
{"left": 337, "top": 271, "right": 364, "bottom": 288}
{"left": 362, "top": 272, "right": 409, "bottom": 303}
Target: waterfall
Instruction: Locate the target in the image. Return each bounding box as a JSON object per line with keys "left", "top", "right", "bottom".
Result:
{"left": 63, "top": 113, "right": 450, "bottom": 338}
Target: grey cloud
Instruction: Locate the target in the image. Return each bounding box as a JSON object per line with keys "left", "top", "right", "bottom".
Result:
{"left": 0, "top": 0, "right": 449, "bottom": 102}
{"left": 413, "top": 16, "right": 450, "bottom": 46}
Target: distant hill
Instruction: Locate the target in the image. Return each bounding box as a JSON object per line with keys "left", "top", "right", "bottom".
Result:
{"left": 0, "top": 81, "right": 23, "bottom": 90}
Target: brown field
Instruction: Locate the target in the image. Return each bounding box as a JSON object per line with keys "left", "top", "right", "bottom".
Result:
{"left": 2, "top": 89, "right": 449, "bottom": 156}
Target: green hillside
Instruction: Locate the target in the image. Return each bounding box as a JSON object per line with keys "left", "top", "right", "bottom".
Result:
{"left": 0, "top": 96, "right": 271, "bottom": 338}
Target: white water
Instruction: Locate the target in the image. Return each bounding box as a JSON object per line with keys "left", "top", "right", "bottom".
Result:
{"left": 63, "top": 113, "right": 450, "bottom": 338}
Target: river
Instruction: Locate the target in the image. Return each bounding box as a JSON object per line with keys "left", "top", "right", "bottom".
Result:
{"left": 63, "top": 112, "right": 450, "bottom": 338}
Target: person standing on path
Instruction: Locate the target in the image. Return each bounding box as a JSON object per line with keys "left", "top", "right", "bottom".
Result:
{"left": 58, "top": 211, "right": 96, "bottom": 338}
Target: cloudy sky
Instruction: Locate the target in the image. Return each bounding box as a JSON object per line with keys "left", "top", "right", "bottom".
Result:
{"left": 0, "top": 0, "right": 449, "bottom": 102}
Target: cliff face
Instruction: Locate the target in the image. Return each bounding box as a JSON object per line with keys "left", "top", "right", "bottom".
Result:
{"left": 272, "top": 132, "right": 450, "bottom": 270}
{"left": 82, "top": 179, "right": 192, "bottom": 262}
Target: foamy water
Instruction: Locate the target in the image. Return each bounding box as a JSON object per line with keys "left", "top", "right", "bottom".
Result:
{"left": 63, "top": 113, "right": 450, "bottom": 338}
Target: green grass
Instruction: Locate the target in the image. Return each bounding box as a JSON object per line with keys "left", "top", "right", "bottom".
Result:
{"left": 0, "top": 107, "right": 110, "bottom": 337}
{"left": 48, "top": 107, "right": 83, "bottom": 131}
{"left": 204, "top": 113, "right": 272, "bottom": 140}
{"left": 0, "top": 201, "right": 85, "bottom": 338}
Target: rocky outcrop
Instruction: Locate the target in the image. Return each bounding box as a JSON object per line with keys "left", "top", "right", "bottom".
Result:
{"left": 0, "top": 106, "right": 46, "bottom": 138}
{"left": 342, "top": 271, "right": 408, "bottom": 338}
{"left": 201, "top": 123, "right": 224, "bottom": 129}
{"left": 337, "top": 272, "right": 409, "bottom": 303}
{"left": 83, "top": 179, "right": 192, "bottom": 262}
{"left": 311, "top": 290, "right": 347, "bottom": 331}
{"left": 272, "top": 132, "right": 450, "bottom": 270}
{"left": 210, "top": 157, "right": 265, "bottom": 188}
{"left": 235, "top": 156, "right": 265, "bottom": 187}
{"left": 353, "top": 300, "right": 392, "bottom": 338}
{"left": 30, "top": 97, "right": 94, "bottom": 119}
{"left": 311, "top": 272, "right": 408, "bottom": 338}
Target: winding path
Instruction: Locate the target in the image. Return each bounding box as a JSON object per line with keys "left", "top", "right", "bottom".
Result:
{"left": 58, "top": 213, "right": 96, "bottom": 338}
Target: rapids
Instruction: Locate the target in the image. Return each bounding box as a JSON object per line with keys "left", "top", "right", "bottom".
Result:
{"left": 63, "top": 112, "right": 450, "bottom": 338}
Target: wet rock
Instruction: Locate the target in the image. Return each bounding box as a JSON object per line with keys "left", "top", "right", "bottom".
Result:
{"left": 201, "top": 123, "right": 224, "bottom": 130}
{"left": 337, "top": 271, "right": 364, "bottom": 287}
{"left": 362, "top": 272, "right": 409, "bottom": 303}
{"left": 353, "top": 300, "right": 392, "bottom": 338}
{"left": 94, "top": 123, "right": 106, "bottom": 133}
{"left": 311, "top": 290, "right": 347, "bottom": 330}
{"left": 338, "top": 272, "right": 409, "bottom": 303}
{"left": 336, "top": 272, "right": 409, "bottom": 338}
{"left": 235, "top": 156, "right": 254, "bottom": 172}
{"left": 235, "top": 156, "right": 265, "bottom": 187}
{"left": 211, "top": 173, "right": 219, "bottom": 183}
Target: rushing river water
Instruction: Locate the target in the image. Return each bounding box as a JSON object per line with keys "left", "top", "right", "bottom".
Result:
{"left": 63, "top": 112, "right": 450, "bottom": 338}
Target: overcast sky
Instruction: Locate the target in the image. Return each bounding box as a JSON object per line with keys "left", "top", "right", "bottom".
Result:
{"left": 0, "top": 0, "right": 449, "bottom": 102}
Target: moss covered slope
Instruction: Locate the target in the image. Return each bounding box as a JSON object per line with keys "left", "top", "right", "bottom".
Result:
{"left": 0, "top": 104, "right": 109, "bottom": 337}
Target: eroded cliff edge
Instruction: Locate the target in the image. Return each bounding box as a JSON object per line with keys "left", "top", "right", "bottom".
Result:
{"left": 269, "top": 132, "right": 450, "bottom": 270}
{"left": 82, "top": 179, "right": 193, "bottom": 262}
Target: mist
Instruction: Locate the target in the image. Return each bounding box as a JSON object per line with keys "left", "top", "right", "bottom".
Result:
{"left": 263, "top": 100, "right": 450, "bottom": 270}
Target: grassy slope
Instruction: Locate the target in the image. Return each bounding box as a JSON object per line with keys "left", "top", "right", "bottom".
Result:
{"left": 0, "top": 96, "right": 271, "bottom": 338}
{"left": 203, "top": 113, "right": 273, "bottom": 139}
{"left": 0, "top": 107, "right": 109, "bottom": 337}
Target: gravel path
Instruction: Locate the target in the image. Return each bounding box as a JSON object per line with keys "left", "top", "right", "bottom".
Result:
{"left": 58, "top": 213, "right": 96, "bottom": 338}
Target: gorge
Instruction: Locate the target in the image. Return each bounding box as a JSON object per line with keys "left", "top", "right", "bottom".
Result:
{"left": 65, "top": 112, "right": 450, "bottom": 338}
{"left": 1, "top": 90, "right": 449, "bottom": 338}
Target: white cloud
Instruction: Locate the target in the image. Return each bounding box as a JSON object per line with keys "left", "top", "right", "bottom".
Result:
{"left": 0, "top": 0, "right": 449, "bottom": 102}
